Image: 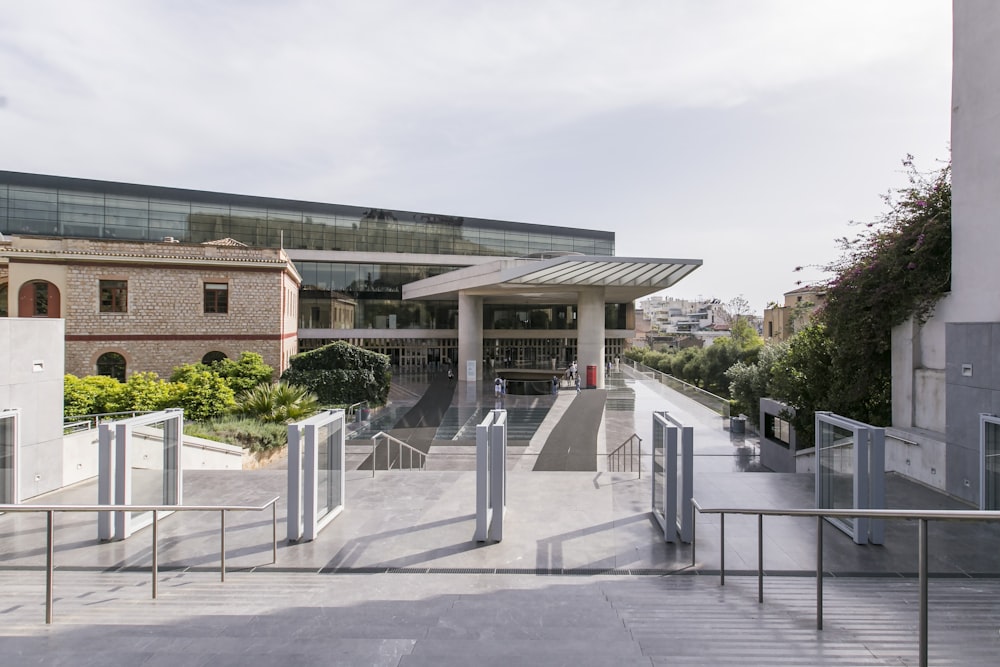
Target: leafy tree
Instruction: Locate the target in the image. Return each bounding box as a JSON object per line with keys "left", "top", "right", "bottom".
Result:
{"left": 173, "top": 369, "right": 236, "bottom": 421}
{"left": 768, "top": 324, "right": 835, "bottom": 446}
{"left": 726, "top": 341, "right": 788, "bottom": 426}
{"left": 64, "top": 374, "right": 125, "bottom": 417}
{"left": 119, "top": 372, "right": 182, "bottom": 411}
{"left": 210, "top": 352, "right": 274, "bottom": 394}
{"left": 235, "top": 382, "right": 320, "bottom": 423}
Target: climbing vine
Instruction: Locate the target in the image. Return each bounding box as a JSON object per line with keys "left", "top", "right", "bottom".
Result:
{"left": 777, "top": 156, "right": 951, "bottom": 437}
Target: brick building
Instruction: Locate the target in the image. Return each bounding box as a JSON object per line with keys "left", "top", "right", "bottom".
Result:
{"left": 0, "top": 235, "right": 299, "bottom": 379}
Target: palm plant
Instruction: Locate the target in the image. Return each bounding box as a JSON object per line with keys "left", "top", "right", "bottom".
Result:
{"left": 235, "top": 382, "right": 321, "bottom": 423}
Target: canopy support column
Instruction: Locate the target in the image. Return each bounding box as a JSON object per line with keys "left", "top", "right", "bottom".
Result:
{"left": 458, "top": 292, "right": 484, "bottom": 382}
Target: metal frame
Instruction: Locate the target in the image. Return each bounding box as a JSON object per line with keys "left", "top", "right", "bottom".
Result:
{"left": 980, "top": 413, "right": 1000, "bottom": 510}
{"left": 475, "top": 409, "right": 506, "bottom": 542}
{"left": 651, "top": 411, "right": 693, "bottom": 543}
{"left": 0, "top": 408, "right": 19, "bottom": 505}
{"left": 287, "top": 409, "right": 345, "bottom": 542}
{"left": 691, "top": 499, "right": 1000, "bottom": 667}
{"left": 814, "top": 411, "right": 885, "bottom": 545}
{"left": 98, "top": 409, "right": 184, "bottom": 541}
{"left": 0, "top": 498, "right": 278, "bottom": 624}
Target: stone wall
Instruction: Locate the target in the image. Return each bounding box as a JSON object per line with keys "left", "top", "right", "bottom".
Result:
{"left": 63, "top": 260, "right": 289, "bottom": 378}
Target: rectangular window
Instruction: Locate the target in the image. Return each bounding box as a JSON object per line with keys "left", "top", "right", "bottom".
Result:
{"left": 204, "top": 282, "right": 229, "bottom": 314}
{"left": 765, "top": 414, "right": 793, "bottom": 448}
{"left": 99, "top": 280, "right": 128, "bottom": 313}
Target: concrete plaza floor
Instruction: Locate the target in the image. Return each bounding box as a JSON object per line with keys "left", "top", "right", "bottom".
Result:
{"left": 1, "top": 367, "right": 999, "bottom": 664}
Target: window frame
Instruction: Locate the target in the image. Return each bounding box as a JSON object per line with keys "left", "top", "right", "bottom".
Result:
{"left": 99, "top": 279, "right": 128, "bottom": 313}
{"left": 204, "top": 281, "right": 229, "bottom": 314}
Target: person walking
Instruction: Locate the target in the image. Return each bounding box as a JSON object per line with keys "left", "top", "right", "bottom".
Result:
{"left": 552, "top": 375, "right": 559, "bottom": 394}
{"left": 494, "top": 377, "right": 502, "bottom": 398}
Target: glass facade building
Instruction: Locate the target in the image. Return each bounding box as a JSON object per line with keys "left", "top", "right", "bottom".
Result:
{"left": 0, "top": 172, "right": 612, "bottom": 256}
{"left": 0, "top": 171, "right": 627, "bottom": 371}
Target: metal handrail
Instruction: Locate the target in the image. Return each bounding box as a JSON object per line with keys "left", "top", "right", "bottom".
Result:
{"left": 690, "top": 499, "right": 1000, "bottom": 667}
{"left": 607, "top": 433, "right": 642, "bottom": 478}
{"left": 62, "top": 410, "right": 155, "bottom": 431}
{"left": 370, "top": 431, "right": 427, "bottom": 477}
{"left": 0, "top": 497, "right": 279, "bottom": 624}
{"left": 627, "top": 360, "right": 731, "bottom": 419}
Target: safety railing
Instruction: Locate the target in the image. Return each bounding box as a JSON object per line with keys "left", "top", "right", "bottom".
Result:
{"left": 690, "top": 499, "right": 1000, "bottom": 667}
{"left": 63, "top": 410, "right": 155, "bottom": 433}
{"left": 0, "top": 498, "right": 279, "bottom": 624}
{"left": 626, "top": 360, "right": 731, "bottom": 420}
{"left": 370, "top": 431, "right": 427, "bottom": 476}
{"left": 607, "top": 433, "right": 642, "bottom": 477}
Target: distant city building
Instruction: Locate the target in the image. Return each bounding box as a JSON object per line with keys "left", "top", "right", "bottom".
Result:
{"left": 762, "top": 285, "right": 827, "bottom": 342}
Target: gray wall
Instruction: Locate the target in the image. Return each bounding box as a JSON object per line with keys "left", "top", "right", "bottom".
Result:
{"left": 945, "top": 322, "right": 1000, "bottom": 503}
{"left": 759, "top": 398, "right": 798, "bottom": 473}
{"left": 0, "top": 318, "right": 65, "bottom": 500}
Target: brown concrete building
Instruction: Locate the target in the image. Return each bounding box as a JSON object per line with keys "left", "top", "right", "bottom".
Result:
{"left": 762, "top": 285, "right": 826, "bottom": 342}
{"left": 0, "top": 235, "right": 300, "bottom": 379}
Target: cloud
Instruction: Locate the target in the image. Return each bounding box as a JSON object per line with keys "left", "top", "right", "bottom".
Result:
{"left": 0, "top": 0, "right": 952, "bottom": 308}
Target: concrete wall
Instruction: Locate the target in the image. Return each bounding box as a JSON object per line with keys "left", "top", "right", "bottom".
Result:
{"left": 61, "top": 428, "right": 244, "bottom": 489}
{"left": 758, "top": 398, "right": 799, "bottom": 473}
{"left": 939, "top": 3, "right": 1000, "bottom": 504}
{"left": 945, "top": 322, "right": 1000, "bottom": 501}
{"left": 0, "top": 318, "right": 65, "bottom": 500}
{"left": 888, "top": 3, "right": 1000, "bottom": 503}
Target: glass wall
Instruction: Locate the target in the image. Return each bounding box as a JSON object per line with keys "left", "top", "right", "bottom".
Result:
{"left": 0, "top": 175, "right": 614, "bottom": 257}
{"left": 0, "top": 410, "right": 16, "bottom": 504}
{"left": 982, "top": 416, "right": 1000, "bottom": 510}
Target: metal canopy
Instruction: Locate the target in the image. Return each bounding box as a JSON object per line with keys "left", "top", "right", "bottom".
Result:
{"left": 402, "top": 255, "right": 702, "bottom": 303}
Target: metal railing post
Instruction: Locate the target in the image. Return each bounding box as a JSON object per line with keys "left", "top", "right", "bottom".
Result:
{"left": 637, "top": 436, "right": 641, "bottom": 479}
{"left": 919, "top": 518, "right": 928, "bottom": 667}
{"left": 152, "top": 510, "right": 159, "bottom": 599}
{"left": 816, "top": 514, "right": 823, "bottom": 630}
{"left": 690, "top": 503, "right": 696, "bottom": 567}
{"left": 720, "top": 513, "right": 725, "bottom": 586}
{"left": 220, "top": 510, "right": 226, "bottom": 582}
{"left": 757, "top": 513, "right": 764, "bottom": 603}
{"left": 45, "top": 510, "right": 54, "bottom": 624}
{"left": 372, "top": 436, "right": 376, "bottom": 477}
{"left": 272, "top": 501, "right": 277, "bottom": 564}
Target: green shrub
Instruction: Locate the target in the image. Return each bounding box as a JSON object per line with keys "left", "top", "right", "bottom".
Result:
{"left": 64, "top": 374, "right": 125, "bottom": 417}
{"left": 174, "top": 369, "right": 236, "bottom": 421}
{"left": 281, "top": 341, "right": 391, "bottom": 405}
{"left": 209, "top": 352, "right": 274, "bottom": 393}
{"left": 184, "top": 417, "right": 288, "bottom": 453}
{"left": 119, "top": 372, "right": 183, "bottom": 411}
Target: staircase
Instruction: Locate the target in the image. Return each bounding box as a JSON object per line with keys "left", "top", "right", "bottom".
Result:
{"left": 2, "top": 569, "right": 994, "bottom": 665}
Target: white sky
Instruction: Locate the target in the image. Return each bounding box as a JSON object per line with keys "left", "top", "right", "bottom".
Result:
{"left": 0, "top": 0, "right": 952, "bottom": 311}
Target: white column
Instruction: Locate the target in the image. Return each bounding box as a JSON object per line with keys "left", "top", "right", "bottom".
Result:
{"left": 458, "top": 292, "right": 484, "bottom": 382}
{"left": 577, "top": 287, "right": 606, "bottom": 389}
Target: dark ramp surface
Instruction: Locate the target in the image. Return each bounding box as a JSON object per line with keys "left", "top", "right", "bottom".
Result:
{"left": 533, "top": 390, "right": 607, "bottom": 471}
{"left": 394, "top": 377, "right": 457, "bottom": 428}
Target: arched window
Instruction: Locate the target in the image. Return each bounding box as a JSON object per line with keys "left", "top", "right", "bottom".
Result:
{"left": 202, "top": 351, "right": 227, "bottom": 365}
{"left": 96, "top": 352, "right": 126, "bottom": 382}
{"left": 0, "top": 283, "right": 7, "bottom": 317}
{"left": 17, "top": 280, "right": 60, "bottom": 318}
